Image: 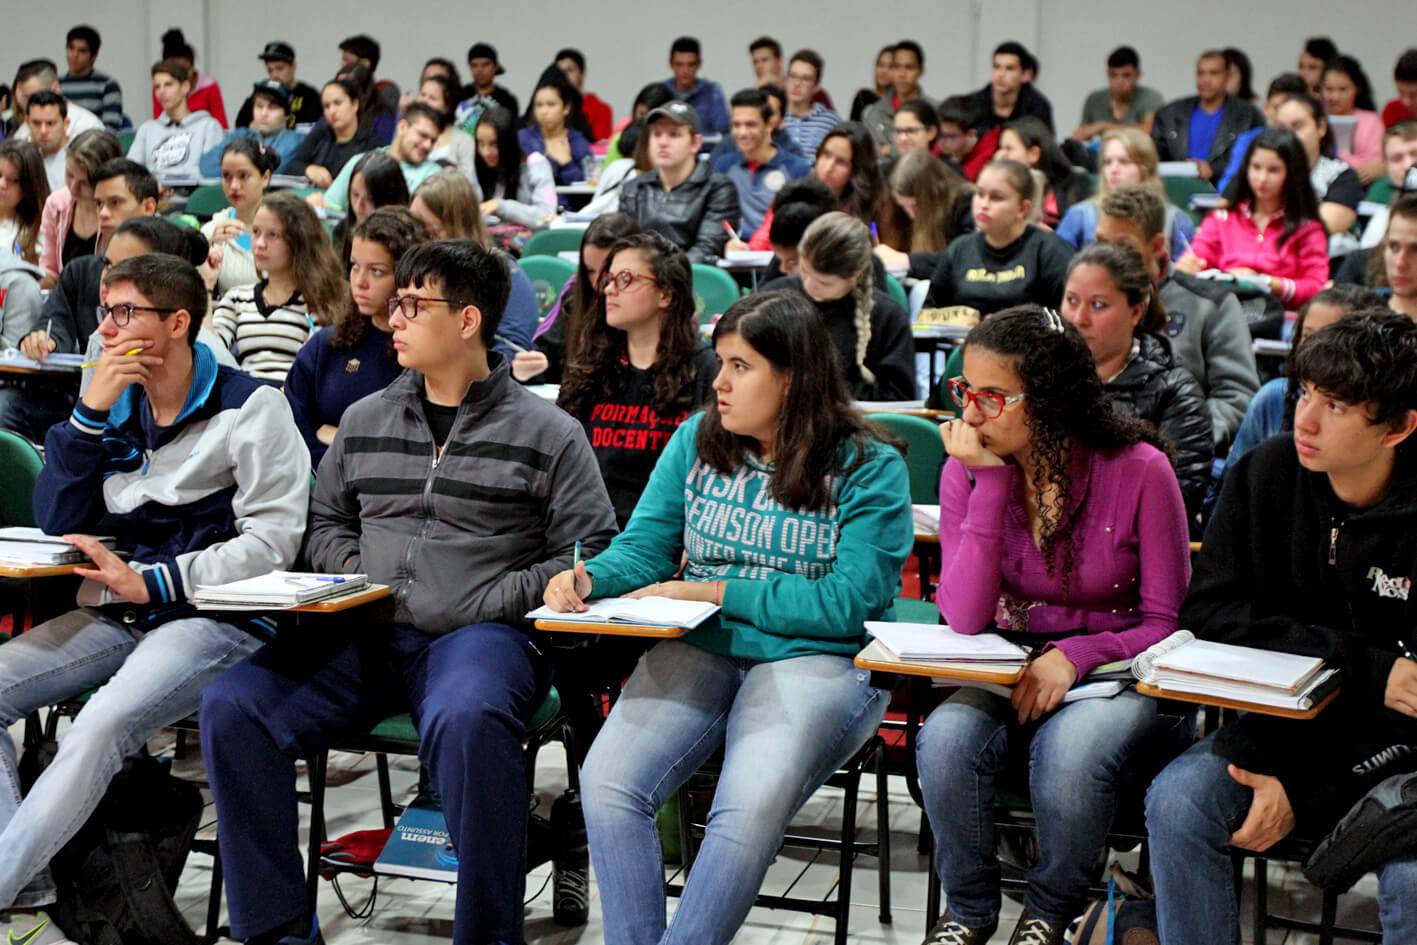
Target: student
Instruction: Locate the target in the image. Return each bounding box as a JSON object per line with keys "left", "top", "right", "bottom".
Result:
{"left": 203, "top": 237, "right": 617, "bottom": 945}
{"left": 1222, "top": 47, "right": 1257, "bottom": 104}
{"left": 319, "top": 102, "right": 443, "bottom": 214}
{"left": 1062, "top": 242, "right": 1213, "bottom": 522}
{"left": 604, "top": 83, "right": 674, "bottom": 164}
{"left": 1214, "top": 72, "right": 1312, "bottom": 196}
{"left": 921, "top": 159, "right": 1073, "bottom": 314}
{"left": 862, "top": 41, "right": 936, "bottom": 155}
{"left": 663, "top": 36, "right": 729, "bottom": 135}
{"left": 747, "top": 36, "right": 785, "bottom": 88}
{"left": 200, "top": 137, "right": 282, "bottom": 297}
{"left": 1095, "top": 185, "right": 1260, "bottom": 450}
{"left": 1152, "top": 50, "right": 1265, "bottom": 182}
{"left": 519, "top": 76, "right": 592, "bottom": 187}
{"left": 1359, "top": 121, "right": 1417, "bottom": 248}
{"left": 555, "top": 48, "right": 613, "bottom": 142}
{"left": 335, "top": 60, "right": 396, "bottom": 145}
{"left": 874, "top": 149, "right": 972, "bottom": 270}
{"left": 919, "top": 305, "right": 1192, "bottom": 945}
{"left": 849, "top": 46, "right": 895, "bottom": 123}
{"left": 148, "top": 28, "right": 226, "bottom": 127}
{"left": 546, "top": 288, "right": 912, "bottom": 945}
{"left": 966, "top": 40, "right": 1055, "bottom": 137}
{"left": 58, "top": 25, "right": 123, "bottom": 131}
{"left": 1072, "top": 45, "right": 1163, "bottom": 140}
{"left": 0, "top": 253, "right": 307, "bottom": 943}
{"left": 891, "top": 100, "right": 940, "bottom": 157}
{"left": 24, "top": 91, "right": 73, "bottom": 193}
{"left": 763, "top": 211, "right": 916, "bottom": 401}
{"left": 0, "top": 249, "right": 42, "bottom": 350}
{"left": 1297, "top": 36, "right": 1338, "bottom": 95}
{"left": 1177, "top": 128, "right": 1329, "bottom": 309}
{"left": 1371, "top": 194, "right": 1417, "bottom": 319}
{"left": 995, "top": 116, "right": 1088, "bottom": 227}
{"left": 475, "top": 105, "right": 557, "bottom": 231}
{"left": 1321, "top": 55, "right": 1386, "bottom": 184}
{"left": 233, "top": 41, "right": 323, "bottom": 129}
{"left": 581, "top": 119, "right": 650, "bottom": 216}
{"left": 11, "top": 60, "right": 103, "bottom": 143}
{"left": 209, "top": 191, "right": 349, "bottom": 384}
{"left": 128, "top": 59, "right": 224, "bottom": 179}
{"left": 417, "top": 74, "right": 477, "bottom": 182}
{"left": 936, "top": 95, "right": 991, "bottom": 182}
{"left": 285, "top": 208, "right": 428, "bottom": 467}
{"left": 1271, "top": 92, "right": 1365, "bottom": 242}
{"left": 337, "top": 33, "right": 398, "bottom": 116}
{"left": 1146, "top": 311, "right": 1417, "bottom": 945}
{"left": 0, "top": 141, "right": 49, "bottom": 266}
{"left": 781, "top": 49, "right": 840, "bottom": 158}
{"left": 284, "top": 78, "right": 382, "bottom": 190}
{"left": 199, "top": 80, "right": 305, "bottom": 178}
{"left": 331, "top": 150, "right": 411, "bottom": 264}
{"left": 408, "top": 169, "right": 539, "bottom": 360}
{"left": 458, "top": 42, "right": 520, "bottom": 133}
{"left": 1227, "top": 284, "right": 1381, "bottom": 465}
{"left": 714, "top": 88, "right": 811, "bottom": 233}
{"left": 619, "top": 101, "right": 739, "bottom": 263}
{"left": 1057, "top": 128, "right": 1194, "bottom": 259}
{"left": 1382, "top": 48, "right": 1417, "bottom": 127}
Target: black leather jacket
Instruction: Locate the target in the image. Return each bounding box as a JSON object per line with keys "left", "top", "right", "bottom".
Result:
{"left": 618, "top": 162, "right": 740, "bottom": 264}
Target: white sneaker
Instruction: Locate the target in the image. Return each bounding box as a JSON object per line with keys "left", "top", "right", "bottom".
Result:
{"left": 0, "top": 910, "right": 77, "bottom": 945}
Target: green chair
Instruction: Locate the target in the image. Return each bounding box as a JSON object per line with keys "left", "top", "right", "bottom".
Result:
{"left": 865, "top": 413, "right": 944, "bottom": 506}
{"left": 691, "top": 263, "right": 743, "bottom": 327}
{"left": 892, "top": 595, "right": 939, "bottom": 624}
{"left": 1366, "top": 177, "right": 1395, "bottom": 205}
{"left": 1162, "top": 175, "right": 1218, "bottom": 228}
{"left": 522, "top": 228, "right": 585, "bottom": 258}
{"left": 883, "top": 274, "right": 908, "bottom": 312}
{"left": 0, "top": 432, "right": 43, "bottom": 527}
{"left": 117, "top": 130, "right": 135, "bottom": 153}
{"left": 518, "top": 255, "right": 577, "bottom": 316}
{"left": 931, "top": 346, "right": 967, "bottom": 418}
{"left": 184, "top": 184, "right": 230, "bottom": 219}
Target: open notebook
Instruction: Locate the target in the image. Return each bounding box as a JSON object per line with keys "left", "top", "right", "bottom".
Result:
{"left": 0, "top": 527, "right": 120, "bottom": 565}
{"left": 527, "top": 597, "right": 719, "bottom": 630}
{"left": 1133, "top": 630, "right": 1337, "bottom": 710}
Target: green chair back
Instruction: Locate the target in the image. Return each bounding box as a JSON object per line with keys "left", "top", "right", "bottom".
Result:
{"left": 117, "top": 130, "right": 135, "bottom": 153}
{"left": 185, "top": 184, "right": 230, "bottom": 219}
{"left": 518, "top": 256, "right": 577, "bottom": 316}
{"left": 691, "top": 264, "right": 743, "bottom": 327}
{"left": 1366, "top": 177, "right": 1394, "bottom": 205}
{"left": 865, "top": 412, "right": 944, "bottom": 505}
{"left": 522, "top": 228, "right": 585, "bottom": 258}
{"left": 0, "top": 431, "right": 44, "bottom": 527}
{"left": 893, "top": 596, "right": 940, "bottom": 624}
{"left": 933, "top": 346, "right": 967, "bottom": 418}
{"left": 883, "top": 274, "right": 908, "bottom": 311}
{"left": 1162, "top": 176, "right": 1218, "bottom": 228}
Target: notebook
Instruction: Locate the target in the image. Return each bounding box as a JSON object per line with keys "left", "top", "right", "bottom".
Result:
{"left": 192, "top": 571, "right": 368, "bottom": 608}
{"left": 912, "top": 505, "right": 941, "bottom": 535}
{"left": 373, "top": 790, "right": 458, "bottom": 882}
{"left": 960, "top": 679, "right": 1128, "bottom": 703}
{"left": 0, "top": 527, "right": 120, "bottom": 565}
{"left": 1133, "top": 630, "right": 1337, "bottom": 710}
{"left": 526, "top": 597, "right": 720, "bottom": 630}
{"left": 864, "top": 621, "right": 1029, "bottom": 663}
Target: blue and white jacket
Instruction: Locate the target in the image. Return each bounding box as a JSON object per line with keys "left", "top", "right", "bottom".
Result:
{"left": 36, "top": 343, "right": 310, "bottom": 610}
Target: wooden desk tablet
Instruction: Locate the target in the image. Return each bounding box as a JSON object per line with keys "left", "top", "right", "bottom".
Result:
{"left": 290, "top": 583, "right": 391, "bottom": 613}
{"left": 1136, "top": 681, "right": 1340, "bottom": 720}
{"left": 534, "top": 619, "right": 689, "bottom": 638}
{"left": 0, "top": 563, "right": 80, "bottom": 579}
{"left": 853, "top": 638, "right": 1026, "bottom": 685}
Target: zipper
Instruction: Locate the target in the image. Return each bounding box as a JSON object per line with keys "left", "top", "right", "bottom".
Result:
{"left": 1328, "top": 514, "right": 1344, "bottom": 566}
{"left": 395, "top": 400, "right": 465, "bottom": 606}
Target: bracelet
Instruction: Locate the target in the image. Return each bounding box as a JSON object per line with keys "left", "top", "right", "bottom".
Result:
{"left": 713, "top": 580, "right": 722, "bottom": 606}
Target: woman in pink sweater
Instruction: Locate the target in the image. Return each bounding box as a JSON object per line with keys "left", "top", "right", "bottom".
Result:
{"left": 37, "top": 128, "right": 121, "bottom": 288}
{"left": 1322, "top": 55, "right": 1386, "bottom": 184}
{"left": 1178, "top": 127, "right": 1328, "bottom": 309}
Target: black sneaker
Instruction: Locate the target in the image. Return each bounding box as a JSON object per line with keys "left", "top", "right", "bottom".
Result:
{"left": 551, "top": 789, "right": 589, "bottom": 926}
{"left": 921, "top": 913, "right": 997, "bottom": 945}
{"left": 1006, "top": 910, "right": 1068, "bottom": 945}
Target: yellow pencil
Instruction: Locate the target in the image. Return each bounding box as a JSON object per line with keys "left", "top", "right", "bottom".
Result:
{"left": 80, "top": 347, "right": 142, "bottom": 369}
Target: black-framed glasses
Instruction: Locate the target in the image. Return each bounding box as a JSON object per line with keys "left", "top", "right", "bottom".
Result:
{"left": 597, "top": 270, "right": 661, "bottom": 293}
{"left": 894, "top": 125, "right": 928, "bottom": 136}
{"left": 96, "top": 302, "right": 176, "bottom": 327}
{"left": 387, "top": 295, "right": 467, "bottom": 320}
{"left": 947, "top": 376, "right": 1025, "bottom": 420}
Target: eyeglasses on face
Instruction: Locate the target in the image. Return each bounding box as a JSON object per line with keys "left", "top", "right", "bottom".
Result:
{"left": 894, "top": 125, "right": 928, "bottom": 137}
{"left": 597, "top": 269, "right": 661, "bottom": 293}
{"left": 96, "top": 302, "right": 176, "bottom": 327}
{"left": 387, "top": 295, "right": 467, "bottom": 320}
{"left": 947, "top": 376, "right": 1025, "bottom": 419}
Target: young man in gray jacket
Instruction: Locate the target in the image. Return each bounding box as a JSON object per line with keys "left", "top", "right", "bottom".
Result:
{"left": 201, "top": 239, "right": 619, "bottom": 945}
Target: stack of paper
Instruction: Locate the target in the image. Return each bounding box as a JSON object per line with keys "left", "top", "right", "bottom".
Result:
{"left": 864, "top": 621, "right": 1028, "bottom": 664}
{"left": 526, "top": 597, "right": 719, "bottom": 630}
{"left": 912, "top": 505, "right": 940, "bottom": 535}
{"left": 0, "top": 527, "right": 119, "bottom": 565}
{"left": 192, "top": 571, "right": 368, "bottom": 610}
{"left": 1133, "top": 631, "right": 1337, "bottom": 710}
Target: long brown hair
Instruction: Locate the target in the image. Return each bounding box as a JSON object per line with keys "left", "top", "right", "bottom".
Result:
{"left": 257, "top": 191, "right": 349, "bottom": 324}
{"left": 559, "top": 231, "right": 700, "bottom": 421}
{"left": 888, "top": 149, "right": 971, "bottom": 253}
{"left": 0, "top": 141, "right": 50, "bottom": 264}
{"left": 412, "top": 169, "right": 485, "bottom": 243}
{"left": 333, "top": 207, "right": 430, "bottom": 350}
{"left": 697, "top": 290, "right": 892, "bottom": 511}
{"left": 563, "top": 212, "right": 641, "bottom": 346}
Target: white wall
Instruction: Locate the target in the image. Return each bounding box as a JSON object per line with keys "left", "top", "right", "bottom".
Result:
{"left": 10, "top": 1, "right": 1413, "bottom": 136}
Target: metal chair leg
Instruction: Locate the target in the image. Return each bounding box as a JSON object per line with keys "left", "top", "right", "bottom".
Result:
{"left": 304, "top": 750, "right": 328, "bottom": 914}
{"left": 876, "top": 739, "right": 892, "bottom": 925}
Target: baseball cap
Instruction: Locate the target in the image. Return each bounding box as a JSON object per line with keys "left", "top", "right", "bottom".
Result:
{"left": 468, "top": 42, "right": 506, "bottom": 76}
{"left": 251, "top": 79, "right": 292, "bottom": 110}
{"left": 259, "top": 41, "right": 295, "bottom": 64}
{"left": 645, "top": 100, "right": 701, "bottom": 134}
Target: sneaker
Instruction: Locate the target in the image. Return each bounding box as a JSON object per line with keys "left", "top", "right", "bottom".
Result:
{"left": 921, "top": 913, "right": 997, "bottom": 945}
{"left": 1006, "top": 910, "right": 1068, "bottom": 945}
{"left": 551, "top": 790, "right": 589, "bottom": 926}
{"left": 275, "top": 914, "right": 324, "bottom": 945}
{"left": 0, "top": 910, "right": 76, "bottom": 945}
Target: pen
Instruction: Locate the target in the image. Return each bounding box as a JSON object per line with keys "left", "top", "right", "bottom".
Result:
{"left": 722, "top": 220, "right": 742, "bottom": 242}
{"left": 1399, "top": 639, "right": 1416, "bottom": 661}
{"left": 286, "top": 576, "right": 347, "bottom": 584}
{"left": 80, "top": 346, "right": 142, "bottom": 369}
{"left": 495, "top": 333, "right": 529, "bottom": 353}
{"left": 869, "top": 222, "right": 879, "bottom": 244}
{"left": 573, "top": 540, "right": 582, "bottom": 571}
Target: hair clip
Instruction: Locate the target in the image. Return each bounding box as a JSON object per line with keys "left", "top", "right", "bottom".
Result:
{"left": 1041, "top": 307, "right": 1065, "bottom": 333}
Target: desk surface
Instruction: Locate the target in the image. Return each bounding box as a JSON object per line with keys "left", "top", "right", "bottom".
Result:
{"left": 534, "top": 619, "right": 688, "bottom": 638}
{"left": 0, "top": 562, "right": 78, "bottom": 578}
{"left": 853, "top": 638, "right": 1026, "bottom": 684}
{"left": 290, "top": 583, "right": 391, "bottom": 613}
{"left": 1136, "top": 681, "right": 1339, "bottom": 720}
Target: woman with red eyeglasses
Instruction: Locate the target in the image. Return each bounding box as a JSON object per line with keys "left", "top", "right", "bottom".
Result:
{"left": 916, "top": 305, "right": 1194, "bottom": 945}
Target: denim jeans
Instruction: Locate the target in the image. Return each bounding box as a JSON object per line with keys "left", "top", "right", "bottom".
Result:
{"left": 0, "top": 384, "right": 74, "bottom": 445}
{"left": 580, "top": 639, "right": 889, "bottom": 945}
{"left": 1147, "top": 735, "right": 1417, "bottom": 944}
{"left": 0, "top": 607, "right": 257, "bottom": 908}
{"left": 917, "top": 686, "right": 1194, "bottom": 928}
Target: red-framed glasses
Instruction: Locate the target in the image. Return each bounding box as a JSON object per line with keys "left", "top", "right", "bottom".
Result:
{"left": 947, "top": 377, "right": 1025, "bottom": 419}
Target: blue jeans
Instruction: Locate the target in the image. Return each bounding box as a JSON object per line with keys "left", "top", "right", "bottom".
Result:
{"left": 580, "top": 640, "right": 889, "bottom": 945}
{"left": 917, "top": 686, "right": 1194, "bottom": 928}
{"left": 0, "top": 607, "right": 257, "bottom": 908}
{"left": 200, "top": 621, "right": 548, "bottom": 945}
{"left": 0, "top": 384, "right": 74, "bottom": 445}
{"left": 1147, "top": 735, "right": 1417, "bottom": 944}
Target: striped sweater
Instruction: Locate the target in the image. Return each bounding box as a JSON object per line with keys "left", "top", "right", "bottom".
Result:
{"left": 210, "top": 281, "right": 316, "bottom": 384}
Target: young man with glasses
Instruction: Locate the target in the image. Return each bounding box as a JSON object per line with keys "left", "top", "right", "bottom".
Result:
{"left": 200, "top": 239, "right": 618, "bottom": 945}
{"left": 780, "top": 50, "right": 840, "bottom": 159}
{"left": 0, "top": 253, "right": 309, "bottom": 944}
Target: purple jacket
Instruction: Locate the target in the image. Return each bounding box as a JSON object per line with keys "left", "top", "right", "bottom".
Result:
{"left": 937, "top": 442, "right": 1190, "bottom": 677}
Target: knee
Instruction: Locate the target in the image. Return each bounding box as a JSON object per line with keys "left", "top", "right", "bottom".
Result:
{"left": 198, "top": 665, "right": 261, "bottom": 739}
{"left": 1144, "top": 747, "right": 1230, "bottom": 842}
{"left": 916, "top": 697, "right": 1004, "bottom": 782}
{"left": 420, "top": 698, "right": 513, "bottom": 754}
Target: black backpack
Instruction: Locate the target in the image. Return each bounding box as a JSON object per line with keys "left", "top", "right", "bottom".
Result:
{"left": 19, "top": 739, "right": 203, "bottom": 945}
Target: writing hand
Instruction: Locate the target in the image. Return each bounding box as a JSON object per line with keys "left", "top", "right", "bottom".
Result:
{"left": 544, "top": 560, "right": 594, "bottom": 612}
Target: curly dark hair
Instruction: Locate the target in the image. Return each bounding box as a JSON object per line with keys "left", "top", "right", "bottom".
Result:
{"left": 558, "top": 231, "right": 701, "bottom": 423}
{"left": 1280, "top": 284, "right": 1383, "bottom": 431}
{"left": 963, "top": 305, "right": 1163, "bottom": 588}
{"left": 332, "top": 207, "right": 430, "bottom": 351}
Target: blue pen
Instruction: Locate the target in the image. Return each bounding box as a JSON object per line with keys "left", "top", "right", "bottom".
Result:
{"left": 869, "top": 222, "right": 879, "bottom": 244}
{"left": 313, "top": 576, "right": 347, "bottom": 583}
{"left": 573, "top": 541, "right": 582, "bottom": 570}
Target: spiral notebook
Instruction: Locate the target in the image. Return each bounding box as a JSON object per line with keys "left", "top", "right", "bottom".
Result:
{"left": 1133, "top": 630, "right": 1337, "bottom": 711}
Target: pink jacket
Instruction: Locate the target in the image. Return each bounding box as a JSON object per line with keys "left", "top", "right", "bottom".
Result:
{"left": 1186, "top": 204, "right": 1328, "bottom": 307}
{"left": 39, "top": 188, "right": 77, "bottom": 283}
{"left": 1337, "top": 109, "right": 1384, "bottom": 171}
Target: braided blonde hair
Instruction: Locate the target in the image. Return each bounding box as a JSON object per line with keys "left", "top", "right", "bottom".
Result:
{"left": 799, "top": 211, "right": 876, "bottom": 383}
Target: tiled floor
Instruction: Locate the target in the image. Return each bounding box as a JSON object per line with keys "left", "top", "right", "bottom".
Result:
{"left": 140, "top": 727, "right": 1386, "bottom": 945}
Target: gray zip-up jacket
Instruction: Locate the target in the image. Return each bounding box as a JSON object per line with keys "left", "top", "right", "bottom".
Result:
{"left": 306, "top": 356, "right": 618, "bottom": 635}
{"left": 1159, "top": 267, "right": 1260, "bottom": 448}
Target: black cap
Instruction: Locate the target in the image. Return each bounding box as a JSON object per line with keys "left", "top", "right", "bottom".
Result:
{"left": 645, "top": 100, "right": 701, "bottom": 134}
{"left": 467, "top": 42, "right": 505, "bottom": 76}
{"left": 251, "top": 79, "right": 292, "bottom": 109}
{"left": 259, "top": 41, "right": 295, "bottom": 64}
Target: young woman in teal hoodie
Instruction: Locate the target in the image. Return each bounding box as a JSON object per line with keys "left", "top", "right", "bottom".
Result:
{"left": 543, "top": 289, "right": 913, "bottom": 945}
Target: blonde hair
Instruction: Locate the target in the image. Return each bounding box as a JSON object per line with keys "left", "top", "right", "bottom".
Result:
{"left": 1097, "top": 128, "right": 1164, "bottom": 200}
{"left": 798, "top": 211, "right": 876, "bottom": 383}
{"left": 412, "top": 169, "right": 485, "bottom": 244}
{"left": 888, "top": 149, "right": 971, "bottom": 253}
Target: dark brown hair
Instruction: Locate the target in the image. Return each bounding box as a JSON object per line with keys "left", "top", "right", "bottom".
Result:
{"left": 334, "top": 207, "right": 430, "bottom": 350}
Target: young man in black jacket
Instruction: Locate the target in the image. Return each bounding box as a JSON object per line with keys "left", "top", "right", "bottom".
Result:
{"left": 1146, "top": 312, "right": 1417, "bottom": 944}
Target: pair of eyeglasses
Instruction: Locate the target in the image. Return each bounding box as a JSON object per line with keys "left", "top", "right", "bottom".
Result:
{"left": 96, "top": 302, "right": 176, "bottom": 327}
{"left": 387, "top": 295, "right": 467, "bottom": 320}
{"left": 894, "top": 125, "right": 928, "bottom": 137}
{"left": 947, "top": 377, "right": 1025, "bottom": 419}
{"left": 597, "top": 270, "right": 661, "bottom": 293}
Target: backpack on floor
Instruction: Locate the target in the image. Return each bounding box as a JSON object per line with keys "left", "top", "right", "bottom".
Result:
{"left": 19, "top": 738, "right": 203, "bottom": 945}
{"left": 1073, "top": 862, "right": 1159, "bottom": 945}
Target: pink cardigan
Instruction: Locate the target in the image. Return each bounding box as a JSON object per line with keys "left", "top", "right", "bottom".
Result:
{"left": 1337, "top": 109, "right": 1384, "bottom": 171}
{"left": 39, "top": 188, "right": 77, "bottom": 283}
{"left": 1186, "top": 204, "right": 1328, "bottom": 307}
